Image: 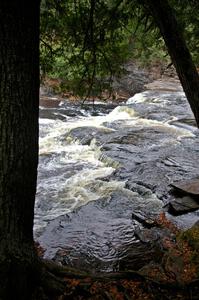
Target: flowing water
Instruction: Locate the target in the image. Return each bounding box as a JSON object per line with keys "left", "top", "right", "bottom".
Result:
{"left": 35, "top": 78, "right": 199, "bottom": 272}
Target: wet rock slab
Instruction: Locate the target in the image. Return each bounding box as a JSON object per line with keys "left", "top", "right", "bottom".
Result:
{"left": 168, "top": 196, "right": 199, "bottom": 215}
{"left": 171, "top": 178, "right": 199, "bottom": 196}
{"left": 37, "top": 192, "right": 162, "bottom": 273}
{"left": 167, "top": 178, "right": 199, "bottom": 215}
{"left": 68, "top": 126, "right": 113, "bottom": 145}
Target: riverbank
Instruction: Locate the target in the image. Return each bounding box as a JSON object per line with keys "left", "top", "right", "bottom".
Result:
{"left": 40, "top": 61, "right": 177, "bottom": 103}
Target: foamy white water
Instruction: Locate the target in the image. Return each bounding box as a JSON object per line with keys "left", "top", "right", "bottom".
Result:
{"left": 35, "top": 82, "right": 199, "bottom": 233}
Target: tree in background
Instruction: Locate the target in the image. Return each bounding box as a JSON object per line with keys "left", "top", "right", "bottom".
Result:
{"left": 143, "top": 0, "right": 199, "bottom": 126}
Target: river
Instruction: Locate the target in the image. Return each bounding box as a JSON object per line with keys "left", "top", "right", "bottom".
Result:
{"left": 35, "top": 78, "right": 199, "bottom": 272}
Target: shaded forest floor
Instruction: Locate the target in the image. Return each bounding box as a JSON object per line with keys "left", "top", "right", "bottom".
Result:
{"left": 54, "top": 276, "right": 199, "bottom": 300}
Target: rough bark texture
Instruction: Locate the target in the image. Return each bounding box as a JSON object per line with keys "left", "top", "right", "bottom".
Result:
{"left": 145, "top": 0, "right": 199, "bottom": 127}
{"left": 0, "top": 1, "right": 40, "bottom": 299}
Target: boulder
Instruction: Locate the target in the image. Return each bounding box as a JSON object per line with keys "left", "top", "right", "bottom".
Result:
{"left": 171, "top": 178, "right": 199, "bottom": 197}
{"left": 132, "top": 212, "right": 156, "bottom": 228}
{"left": 168, "top": 196, "right": 199, "bottom": 215}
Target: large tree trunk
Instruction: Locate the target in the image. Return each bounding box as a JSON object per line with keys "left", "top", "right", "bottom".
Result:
{"left": 0, "top": 1, "right": 40, "bottom": 299}
{"left": 145, "top": 0, "right": 199, "bottom": 127}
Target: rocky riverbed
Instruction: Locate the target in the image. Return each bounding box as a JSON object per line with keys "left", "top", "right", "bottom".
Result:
{"left": 35, "top": 77, "right": 199, "bottom": 275}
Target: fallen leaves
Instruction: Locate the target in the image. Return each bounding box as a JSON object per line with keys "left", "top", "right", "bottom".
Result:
{"left": 155, "top": 212, "right": 179, "bottom": 234}
{"left": 34, "top": 241, "right": 45, "bottom": 257}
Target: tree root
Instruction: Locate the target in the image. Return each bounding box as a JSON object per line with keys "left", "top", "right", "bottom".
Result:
{"left": 35, "top": 258, "right": 199, "bottom": 300}
{"left": 41, "top": 258, "right": 199, "bottom": 287}
{"left": 42, "top": 259, "right": 145, "bottom": 281}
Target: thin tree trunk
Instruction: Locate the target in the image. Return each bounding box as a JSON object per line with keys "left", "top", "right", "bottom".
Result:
{"left": 145, "top": 0, "right": 199, "bottom": 127}
{"left": 0, "top": 1, "right": 40, "bottom": 299}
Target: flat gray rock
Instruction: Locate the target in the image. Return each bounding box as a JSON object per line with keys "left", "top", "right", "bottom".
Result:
{"left": 168, "top": 196, "right": 199, "bottom": 215}
{"left": 171, "top": 178, "right": 199, "bottom": 197}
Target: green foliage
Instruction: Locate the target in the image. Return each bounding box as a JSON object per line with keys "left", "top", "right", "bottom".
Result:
{"left": 170, "top": 0, "right": 199, "bottom": 65}
{"left": 40, "top": 0, "right": 199, "bottom": 97}
{"left": 128, "top": 21, "right": 168, "bottom": 67}
{"left": 40, "top": 0, "right": 135, "bottom": 97}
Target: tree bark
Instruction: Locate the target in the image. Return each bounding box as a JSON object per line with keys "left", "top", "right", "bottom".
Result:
{"left": 144, "top": 0, "right": 199, "bottom": 127}
{"left": 0, "top": 1, "right": 40, "bottom": 299}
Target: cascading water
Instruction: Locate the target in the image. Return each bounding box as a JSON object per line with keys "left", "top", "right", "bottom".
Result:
{"left": 35, "top": 78, "right": 199, "bottom": 272}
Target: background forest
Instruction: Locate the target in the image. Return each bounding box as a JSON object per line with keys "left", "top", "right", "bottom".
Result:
{"left": 40, "top": 0, "right": 199, "bottom": 98}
